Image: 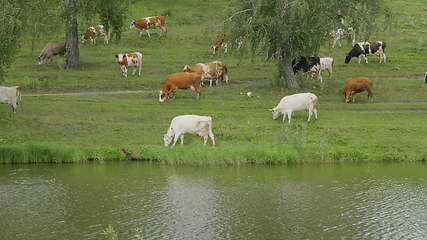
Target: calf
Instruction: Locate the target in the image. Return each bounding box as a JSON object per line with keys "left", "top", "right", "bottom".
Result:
{"left": 345, "top": 41, "right": 386, "bottom": 64}
{"left": 163, "top": 115, "right": 215, "bottom": 147}
{"left": 130, "top": 16, "right": 167, "bottom": 37}
{"left": 0, "top": 86, "right": 22, "bottom": 115}
{"left": 311, "top": 57, "right": 334, "bottom": 81}
{"left": 37, "top": 42, "right": 66, "bottom": 64}
{"left": 330, "top": 27, "right": 355, "bottom": 48}
{"left": 115, "top": 52, "right": 143, "bottom": 77}
{"left": 292, "top": 56, "right": 322, "bottom": 82}
{"left": 343, "top": 77, "right": 374, "bottom": 103}
{"left": 183, "top": 61, "right": 229, "bottom": 86}
{"left": 81, "top": 25, "right": 110, "bottom": 45}
{"left": 269, "top": 93, "right": 318, "bottom": 124}
{"left": 211, "top": 39, "right": 228, "bottom": 55}
{"left": 159, "top": 72, "right": 202, "bottom": 102}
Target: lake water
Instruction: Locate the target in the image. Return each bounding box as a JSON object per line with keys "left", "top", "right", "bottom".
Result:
{"left": 1, "top": 162, "right": 426, "bottom": 240}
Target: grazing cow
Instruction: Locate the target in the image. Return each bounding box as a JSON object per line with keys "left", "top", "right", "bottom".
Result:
{"left": 115, "top": 52, "right": 143, "bottom": 77}
{"left": 292, "top": 56, "right": 323, "bottom": 82}
{"left": 37, "top": 42, "right": 66, "bottom": 64}
{"left": 330, "top": 27, "right": 355, "bottom": 48}
{"left": 163, "top": 115, "right": 215, "bottom": 147}
{"left": 343, "top": 77, "right": 374, "bottom": 103}
{"left": 0, "top": 86, "right": 22, "bottom": 115}
{"left": 269, "top": 93, "right": 318, "bottom": 124}
{"left": 345, "top": 41, "right": 387, "bottom": 64}
{"left": 311, "top": 57, "right": 334, "bottom": 81}
{"left": 159, "top": 72, "right": 202, "bottom": 102}
{"left": 211, "top": 39, "right": 228, "bottom": 55}
{"left": 81, "top": 25, "right": 110, "bottom": 45}
{"left": 130, "top": 16, "right": 167, "bottom": 37}
{"left": 183, "top": 61, "right": 229, "bottom": 86}
{"left": 424, "top": 72, "right": 427, "bottom": 83}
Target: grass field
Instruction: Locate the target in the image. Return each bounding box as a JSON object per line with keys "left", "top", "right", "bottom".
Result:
{"left": 0, "top": 0, "right": 426, "bottom": 164}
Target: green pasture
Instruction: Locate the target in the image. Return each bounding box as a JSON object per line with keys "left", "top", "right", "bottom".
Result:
{"left": 0, "top": 0, "right": 426, "bottom": 164}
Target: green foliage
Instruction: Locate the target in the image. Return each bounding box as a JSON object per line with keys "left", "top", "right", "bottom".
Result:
{"left": 96, "top": 0, "right": 130, "bottom": 41}
{"left": 0, "top": 0, "right": 24, "bottom": 82}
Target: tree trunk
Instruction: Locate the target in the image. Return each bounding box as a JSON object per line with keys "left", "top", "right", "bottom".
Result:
{"left": 280, "top": 50, "right": 300, "bottom": 89}
{"left": 64, "top": 0, "right": 79, "bottom": 70}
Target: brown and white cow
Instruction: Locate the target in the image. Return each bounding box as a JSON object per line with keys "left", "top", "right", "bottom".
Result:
{"left": 115, "top": 52, "right": 143, "bottom": 77}
{"left": 183, "top": 61, "right": 229, "bottom": 86}
{"left": 343, "top": 77, "right": 374, "bottom": 103}
{"left": 82, "top": 25, "right": 110, "bottom": 45}
{"left": 130, "top": 16, "right": 167, "bottom": 37}
{"left": 345, "top": 41, "right": 386, "bottom": 64}
{"left": 37, "top": 42, "right": 66, "bottom": 64}
{"left": 211, "top": 38, "right": 228, "bottom": 55}
{"left": 159, "top": 72, "right": 202, "bottom": 102}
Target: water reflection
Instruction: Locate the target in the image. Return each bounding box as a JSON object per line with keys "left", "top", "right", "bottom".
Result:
{"left": 0, "top": 163, "right": 426, "bottom": 240}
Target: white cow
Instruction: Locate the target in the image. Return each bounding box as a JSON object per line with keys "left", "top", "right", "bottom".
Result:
{"left": 330, "top": 27, "right": 355, "bottom": 48}
{"left": 163, "top": 115, "right": 215, "bottom": 147}
{"left": 311, "top": 57, "right": 334, "bottom": 81}
{"left": 0, "top": 86, "right": 22, "bottom": 115}
{"left": 270, "top": 93, "right": 318, "bottom": 123}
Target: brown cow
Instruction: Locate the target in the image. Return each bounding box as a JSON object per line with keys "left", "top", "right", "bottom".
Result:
{"left": 82, "top": 25, "right": 110, "bottom": 45}
{"left": 37, "top": 42, "right": 66, "bottom": 64}
{"left": 159, "top": 72, "right": 201, "bottom": 102}
{"left": 183, "top": 61, "right": 229, "bottom": 86}
{"left": 130, "top": 16, "right": 167, "bottom": 37}
{"left": 343, "top": 77, "right": 374, "bottom": 103}
{"left": 211, "top": 38, "right": 228, "bottom": 55}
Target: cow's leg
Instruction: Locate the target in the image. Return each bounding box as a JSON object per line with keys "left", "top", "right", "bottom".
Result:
{"left": 367, "top": 88, "right": 374, "bottom": 103}
{"left": 138, "top": 63, "right": 142, "bottom": 76}
{"left": 180, "top": 135, "right": 184, "bottom": 145}
{"left": 308, "top": 106, "right": 313, "bottom": 122}
{"left": 287, "top": 112, "right": 292, "bottom": 124}
{"left": 318, "top": 74, "right": 323, "bottom": 83}
{"left": 383, "top": 54, "right": 386, "bottom": 63}
{"left": 146, "top": 29, "right": 151, "bottom": 38}
{"left": 208, "top": 130, "right": 215, "bottom": 147}
{"left": 282, "top": 112, "right": 287, "bottom": 123}
{"left": 203, "top": 135, "right": 208, "bottom": 145}
{"left": 358, "top": 55, "right": 362, "bottom": 64}
{"left": 223, "top": 43, "right": 228, "bottom": 54}
{"left": 364, "top": 55, "right": 368, "bottom": 64}
{"left": 313, "top": 108, "right": 318, "bottom": 119}
{"left": 171, "top": 133, "right": 180, "bottom": 148}
{"left": 209, "top": 79, "right": 213, "bottom": 87}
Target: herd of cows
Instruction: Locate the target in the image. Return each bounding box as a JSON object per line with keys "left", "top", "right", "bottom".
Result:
{"left": 0, "top": 15, "right": 399, "bottom": 147}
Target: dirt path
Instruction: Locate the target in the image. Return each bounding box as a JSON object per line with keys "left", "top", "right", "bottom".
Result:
{"left": 23, "top": 90, "right": 147, "bottom": 97}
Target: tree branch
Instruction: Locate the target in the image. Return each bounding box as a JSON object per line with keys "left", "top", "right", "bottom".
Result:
{"left": 223, "top": 9, "right": 253, "bottom": 23}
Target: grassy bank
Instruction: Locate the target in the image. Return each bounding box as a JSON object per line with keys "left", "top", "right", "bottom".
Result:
{"left": 0, "top": 0, "right": 427, "bottom": 165}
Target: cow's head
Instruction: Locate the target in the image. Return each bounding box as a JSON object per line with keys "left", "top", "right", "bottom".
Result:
{"left": 163, "top": 131, "right": 173, "bottom": 147}
{"left": 344, "top": 54, "right": 352, "bottom": 64}
{"left": 211, "top": 45, "right": 219, "bottom": 54}
{"left": 182, "top": 65, "right": 191, "bottom": 72}
{"left": 159, "top": 90, "right": 167, "bottom": 103}
{"left": 269, "top": 108, "right": 280, "bottom": 120}
{"left": 130, "top": 21, "right": 136, "bottom": 29}
{"left": 343, "top": 90, "right": 352, "bottom": 103}
{"left": 36, "top": 56, "right": 43, "bottom": 65}
{"left": 116, "top": 54, "right": 128, "bottom": 76}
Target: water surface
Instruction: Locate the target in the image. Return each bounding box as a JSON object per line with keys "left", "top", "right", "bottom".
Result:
{"left": 1, "top": 162, "right": 426, "bottom": 240}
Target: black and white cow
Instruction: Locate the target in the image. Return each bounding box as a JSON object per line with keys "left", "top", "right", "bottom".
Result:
{"left": 424, "top": 72, "right": 427, "bottom": 83}
{"left": 292, "top": 56, "right": 322, "bottom": 82}
{"left": 344, "top": 41, "right": 386, "bottom": 64}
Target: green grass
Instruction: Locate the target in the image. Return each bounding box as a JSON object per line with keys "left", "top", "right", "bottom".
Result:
{"left": 0, "top": 0, "right": 427, "bottom": 164}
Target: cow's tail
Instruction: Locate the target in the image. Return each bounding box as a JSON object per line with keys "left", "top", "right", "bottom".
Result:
{"left": 381, "top": 41, "right": 386, "bottom": 53}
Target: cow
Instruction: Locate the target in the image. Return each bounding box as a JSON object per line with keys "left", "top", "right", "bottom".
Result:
{"left": 183, "top": 61, "right": 229, "bottom": 86}
{"left": 330, "top": 27, "right": 355, "bottom": 48}
{"left": 37, "top": 42, "right": 66, "bottom": 65}
{"left": 292, "top": 56, "right": 323, "bottom": 82}
{"left": 269, "top": 93, "right": 318, "bottom": 124}
{"left": 424, "top": 72, "right": 427, "bottom": 83}
{"left": 163, "top": 115, "right": 215, "bottom": 148}
{"left": 0, "top": 86, "right": 22, "bottom": 116}
{"left": 345, "top": 41, "right": 386, "bottom": 64}
{"left": 81, "top": 25, "right": 110, "bottom": 45}
{"left": 211, "top": 39, "right": 228, "bottom": 55}
{"left": 159, "top": 72, "right": 202, "bottom": 102}
{"left": 343, "top": 77, "right": 374, "bottom": 103}
{"left": 130, "top": 16, "right": 167, "bottom": 37}
{"left": 115, "top": 52, "right": 143, "bottom": 77}
{"left": 311, "top": 57, "right": 334, "bottom": 81}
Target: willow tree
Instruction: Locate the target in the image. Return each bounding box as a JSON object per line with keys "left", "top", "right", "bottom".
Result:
{"left": 225, "top": 0, "right": 389, "bottom": 88}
